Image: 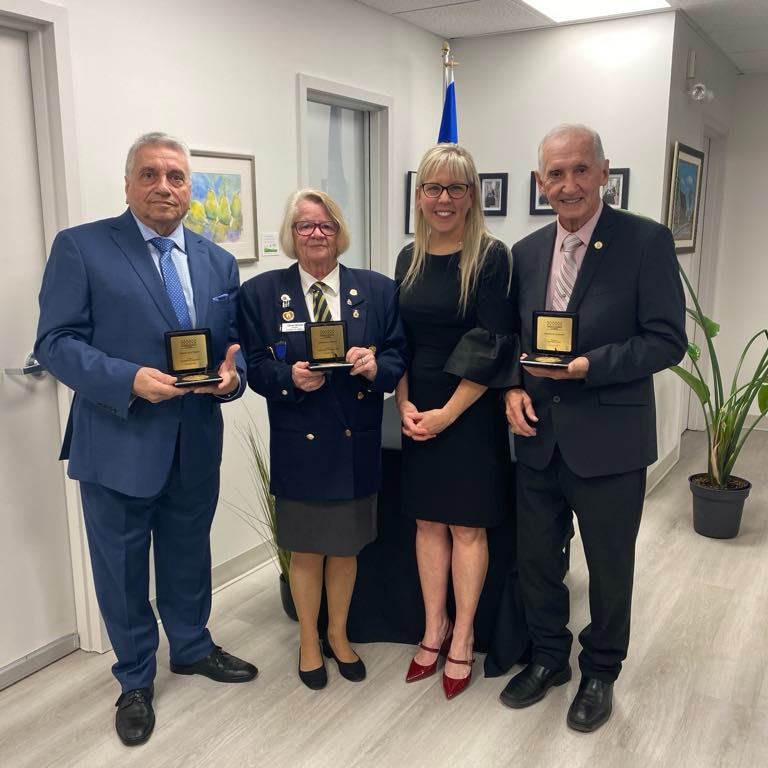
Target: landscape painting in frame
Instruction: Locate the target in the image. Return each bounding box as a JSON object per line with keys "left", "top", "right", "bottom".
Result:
{"left": 184, "top": 150, "right": 258, "bottom": 262}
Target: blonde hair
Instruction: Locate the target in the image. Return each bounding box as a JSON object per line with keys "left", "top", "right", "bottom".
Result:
{"left": 402, "top": 144, "right": 505, "bottom": 314}
{"left": 279, "top": 188, "right": 351, "bottom": 260}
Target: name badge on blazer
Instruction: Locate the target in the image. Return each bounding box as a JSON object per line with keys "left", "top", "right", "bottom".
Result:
{"left": 281, "top": 322, "right": 305, "bottom": 332}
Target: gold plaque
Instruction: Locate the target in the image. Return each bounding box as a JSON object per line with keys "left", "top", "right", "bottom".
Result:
{"left": 305, "top": 321, "right": 353, "bottom": 370}
{"left": 522, "top": 311, "right": 580, "bottom": 370}
{"left": 535, "top": 314, "right": 575, "bottom": 354}
{"left": 165, "top": 329, "right": 223, "bottom": 388}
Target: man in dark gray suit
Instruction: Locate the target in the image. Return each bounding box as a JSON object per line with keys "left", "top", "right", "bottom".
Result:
{"left": 501, "top": 124, "right": 686, "bottom": 731}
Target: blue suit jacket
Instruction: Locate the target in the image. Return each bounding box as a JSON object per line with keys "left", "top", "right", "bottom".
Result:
{"left": 35, "top": 209, "right": 245, "bottom": 497}
{"left": 238, "top": 263, "right": 407, "bottom": 501}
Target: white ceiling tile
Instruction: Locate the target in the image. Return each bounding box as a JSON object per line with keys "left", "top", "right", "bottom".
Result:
{"left": 728, "top": 49, "right": 768, "bottom": 73}
{"left": 709, "top": 26, "right": 768, "bottom": 54}
{"left": 356, "top": 0, "right": 477, "bottom": 14}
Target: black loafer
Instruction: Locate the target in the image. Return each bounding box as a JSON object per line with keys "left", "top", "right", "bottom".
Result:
{"left": 170, "top": 646, "right": 258, "bottom": 683}
{"left": 115, "top": 685, "right": 154, "bottom": 746}
{"left": 567, "top": 677, "right": 613, "bottom": 732}
{"left": 499, "top": 663, "right": 572, "bottom": 709}
{"left": 298, "top": 647, "right": 328, "bottom": 690}
{"left": 322, "top": 638, "right": 366, "bottom": 682}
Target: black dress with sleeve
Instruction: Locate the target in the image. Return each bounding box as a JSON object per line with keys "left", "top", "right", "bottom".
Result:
{"left": 396, "top": 239, "right": 519, "bottom": 527}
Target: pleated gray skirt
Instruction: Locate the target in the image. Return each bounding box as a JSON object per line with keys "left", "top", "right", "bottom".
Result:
{"left": 275, "top": 494, "right": 378, "bottom": 557}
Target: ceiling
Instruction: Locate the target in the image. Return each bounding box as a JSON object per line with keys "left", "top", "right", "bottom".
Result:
{"left": 354, "top": 0, "right": 768, "bottom": 74}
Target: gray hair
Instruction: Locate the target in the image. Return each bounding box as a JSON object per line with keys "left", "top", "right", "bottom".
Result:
{"left": 538, "top": 124, "right": 605, "bottom": 173}
{"left": 279, "top": 188, "right": 350, "bottom": 260}
{"left": 125, "top": 132, "right": 191, "bottom": 176}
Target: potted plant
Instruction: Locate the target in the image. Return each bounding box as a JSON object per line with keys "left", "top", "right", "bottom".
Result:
{"left": 671, "top": 267, "right": 768, "bottom": 538}
{"left": 226, "top": 421, "right": 296, "bottom": 619}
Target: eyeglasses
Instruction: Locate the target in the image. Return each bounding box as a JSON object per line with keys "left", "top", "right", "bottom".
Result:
{"left": 293, "top": 220, "right": 340, "bottom": 237}
{"left": 420, "top": 182, "right": 471, "bottom": 199}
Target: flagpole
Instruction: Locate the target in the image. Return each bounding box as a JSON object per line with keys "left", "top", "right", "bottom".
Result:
{"left": 438, "top": 42, "right": 459, "bottom": 143}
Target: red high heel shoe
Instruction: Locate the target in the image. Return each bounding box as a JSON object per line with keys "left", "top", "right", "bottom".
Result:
{"left": 405, "top": 624, "right": 453, "bottom": 683}
{"left": 442, "top": 653, "right": 474, "bottom": 699}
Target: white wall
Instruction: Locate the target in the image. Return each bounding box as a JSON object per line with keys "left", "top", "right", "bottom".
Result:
{"left": 717, "top": 75, "right": 768, "bottom": 424}
{"left": 452, "top": 12, "right": 685, "bottom": 481}
{"left": 49, "top": 0, "right": 442, "bottom": 572}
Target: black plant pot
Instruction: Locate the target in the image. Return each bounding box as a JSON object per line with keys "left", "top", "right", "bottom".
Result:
{"left": 279, "top": 572, "right": 298, "bottom": 621}
{"left": 689, "top": 473, "right": 752, "bottom": 539}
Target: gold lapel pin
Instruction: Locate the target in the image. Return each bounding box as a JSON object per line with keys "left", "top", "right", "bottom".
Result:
{"left": 594, "top": 241, "right": 603, "bottom": 250}
{"left": 352, "top": 309, "right": 360, "bottom": 318}
{"left": 347, "top": 298, "right": 353, "bottom": 305}
{"left": 280, "top": 293, "right": 291, "bottom": 308}
{"left": 282, "top": 310, "right": 295, "bottom": 321}
{"left": 349, "top": 288, "right": 358, "bottom": 297}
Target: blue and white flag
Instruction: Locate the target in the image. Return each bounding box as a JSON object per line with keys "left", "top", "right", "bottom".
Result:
{"left": 438, "top": 80, "right": 458, "bottom": 143}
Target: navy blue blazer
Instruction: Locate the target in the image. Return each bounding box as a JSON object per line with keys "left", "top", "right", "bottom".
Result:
{"left": 238, "top": 263, "right": 408, "bottom": 501}
{"left": 35, "top": 209, "right": 245, "bottom": 497}
{"left": 513, "top": 205, "right": 687, "bottom": 477}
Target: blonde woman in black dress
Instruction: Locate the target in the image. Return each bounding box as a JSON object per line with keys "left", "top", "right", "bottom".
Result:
{"left": 395, "top": 144, "right": 520, "bottom": 699}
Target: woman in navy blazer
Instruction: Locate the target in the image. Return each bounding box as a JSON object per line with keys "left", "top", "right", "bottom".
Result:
{"left": 238, "top": 189, "right": 407, "bottom": 689}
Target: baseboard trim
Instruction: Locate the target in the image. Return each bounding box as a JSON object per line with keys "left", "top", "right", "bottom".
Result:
{"left": 0, "top": 633, "right": 79, "bottom": 691}
{"left": 211, "top": 542, "right": 273, "bottom": 592}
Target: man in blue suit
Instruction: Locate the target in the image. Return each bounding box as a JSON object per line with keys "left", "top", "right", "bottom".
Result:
{"left": 35, "top": 132, "right": 257, "bottom": 747}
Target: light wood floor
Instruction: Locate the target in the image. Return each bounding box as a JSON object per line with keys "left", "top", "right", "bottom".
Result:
{"left": 1, "top": 430, "right": 766, "bottom": 768}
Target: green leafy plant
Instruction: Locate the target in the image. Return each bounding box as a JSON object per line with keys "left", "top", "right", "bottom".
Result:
{"left": 672, "top": 267, "right": 768, "bottom": 489}
{"left": 225, "top": 420, "right": 290, "bottom": 580}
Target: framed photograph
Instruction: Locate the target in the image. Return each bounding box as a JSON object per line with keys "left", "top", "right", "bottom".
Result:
{"left": 667, "top": 142, "right": 705, "bottom": 253}
{"left": 479, "top": 173, "right": 508, "bottom": 216}
{"left": 184, "top": 150, "right": 258, "bottom": 263}
{"left": 404, "top": 171, "right": 417, "bottom": 235}
{"left": 529, "top": 171, "right": 554, "bottom": 216}
{"left": 602, "top": 167, "right": 630, "bottom": 209}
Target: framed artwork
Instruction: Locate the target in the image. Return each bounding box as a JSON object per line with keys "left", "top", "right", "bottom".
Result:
{"left": 479, "top": 173, "right": 508, "bottom": 216}
{"left": 602, "top": 167, "right": 630, "bottom": 209}
{"left": 184, "top": 150, "right": 258, "bottom": 263}
{"left": 667, "top": 142, "right": 705, "bottom": 253}
{"left": 404, "top": 171, "right": 417, "bottom": 235}
{"left": 529, "top": 171, "right": 554, "bottom": 216}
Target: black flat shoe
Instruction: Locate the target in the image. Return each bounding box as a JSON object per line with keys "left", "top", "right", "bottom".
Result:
{"left": 499, "top": 663, "right": 572, "bottom": 709}
{"left": 115, "top": 685, "right": 154, "bottom": 746}
{"left": 567, "top": 677, "right": 613, "bottom": 732}
{"left": 298, "top": 647, "right": 327, "bottom": 690}
{"left": 170, "top": 646, "right": 258, "bottom": 683}
{"left": 322, "top": 638, "right": 366, "bottom": 682}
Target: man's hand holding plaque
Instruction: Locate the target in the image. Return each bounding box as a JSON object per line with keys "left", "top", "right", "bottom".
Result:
{"left": 521, "top": 311, "right": 579, "bottom": 369}
{"left": 165, "top": 329, "right": 224, "bottom": 388}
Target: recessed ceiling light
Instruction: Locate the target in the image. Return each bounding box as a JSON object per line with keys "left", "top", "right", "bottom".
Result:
{"left": 524, "top": 0, "right": 670, "bottom": 24}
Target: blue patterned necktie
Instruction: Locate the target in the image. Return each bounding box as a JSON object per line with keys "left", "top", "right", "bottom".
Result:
{"left": 149, "top": 237, "right": 192, "bottom": 329}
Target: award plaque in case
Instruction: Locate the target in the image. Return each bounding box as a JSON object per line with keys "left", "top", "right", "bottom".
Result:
{"left": 522, "top": 311, "right": 579, "bottom": 369}
{"left": 305, "top": 321, "right": 353, "bottom": 370}
{"left": 165, "top": 329, "right": 223, "bottom": 387}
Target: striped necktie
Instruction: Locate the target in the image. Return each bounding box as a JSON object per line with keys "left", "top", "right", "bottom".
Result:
{"left": 311, "top": 282, "right": 332, "bottom": 322}
{"left": 149, "top": 237, "right": 192, "bottom": 329}
{"left": 552, "top": 233, "right": 582, "bottom": 312}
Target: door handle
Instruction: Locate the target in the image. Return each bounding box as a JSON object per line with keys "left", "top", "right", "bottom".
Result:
{"left": 4, "top": 351, "right": 47, "bottom": 379}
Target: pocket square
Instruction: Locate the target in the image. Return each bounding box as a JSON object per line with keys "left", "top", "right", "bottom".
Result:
{"left": 212, "top": 293, "right": 229, "bottom": 303}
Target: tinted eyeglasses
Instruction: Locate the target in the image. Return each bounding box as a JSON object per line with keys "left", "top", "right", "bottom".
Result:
{"left": 293, "top": 220, "right": 340, "bottom": 237}
{"left": 420, "top": 182, "right": 471, "bottom": 199}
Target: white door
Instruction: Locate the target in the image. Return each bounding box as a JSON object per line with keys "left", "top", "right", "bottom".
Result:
{"left": 0, "top": 25, "right": 78, "bottom": 689}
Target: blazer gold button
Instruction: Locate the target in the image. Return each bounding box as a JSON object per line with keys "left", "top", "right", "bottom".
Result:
{"left": 344, "top": 429, "right": 352, "bottom": 437}
{"left": 357, "top": 391, "right": 364, "bottom": 400}
{"left": 281, "top": 389, "right": 288, "bottom": 396}
{"left": 306, "top": 433, "right": 315, "bottom": 440}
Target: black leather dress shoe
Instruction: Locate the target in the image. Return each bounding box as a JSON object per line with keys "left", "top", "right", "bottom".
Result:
{"left": 115, "top": 685, "right": 154, "bottom": 746}
{"left": 567, "top": 677, "right": 613, "bottom": 732}
{"left": 322, "top": 638, "right": 366, "bottom": 682}
{"left": 298, "top": 647, "right": 328, "bottom": 690}
{"left": 499, "top": 663, "right": 572, "bottom": 709}
{"left": 170, "top": 646, "right": 258, "bottom": 683}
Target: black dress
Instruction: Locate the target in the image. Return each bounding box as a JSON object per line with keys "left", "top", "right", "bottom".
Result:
{"left": 396, "top": 240, "right": 518, "bottom": 527}
{"left": 346, "top": 240, "right": 529, "bottom": 676}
